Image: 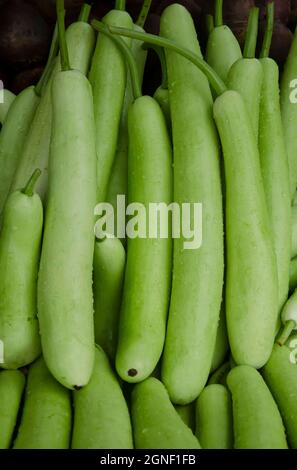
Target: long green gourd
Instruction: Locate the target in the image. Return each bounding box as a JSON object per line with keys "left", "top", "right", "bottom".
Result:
{"left": 227, "top": 365, "right": 288, "bottom": 449}
{"left": 214, "top": 90, "right": 278, "bottom": 367}
{"left": 13, "top": 357, "right": 71, "bottom": 449}
{"left": 89, "top": 5, "right": 133, "bottom": 203}
{"left": 38, "top": 0, "right": 97, "bottom": 389}
{"left": 93, "top": 237, "right": 126, "bottom": 361}
{"left": 72, "top": 346, "right": 133, "bottom": 449}
{"left": 106, "top": 23, "right": 148, "bottom": 236}
{"left": 91, "top": 25, "right": 173, "bottom": 383}
{"left": 258, "top": 3, "right": 291, "bottom": 311}
{"left": 160, "top": 3, "right": 224, "bottom": 404}
{"left": 0, "top": 370, "right": 25, "bottom": 449}
{"left": 11, "top": 15, "right": 95, "bottom": 201}
{"left": 206, "top": 0, "right": 242, "bottom": 82}
{"left": 132, "top": 378, "right": 201, "bottom": 449}
{"left": 116, "top": 96, "right": 172, "bottom": 382}
{"left": 96, "top": 3, "right": 278, "bottom": 373}
{"left": 0, "top": 86, "right": 39, "bottom": 215}
{"left": 0, "top": 170, "right": 43, "bottom": 369}
{"left": 227, "top": 7, "right": 263, "bottom": 141}
{"left": 263, "top": 344, "right": 297, "bottom": 449}
{"left": 280, "top": 25, "right": 297, "bottom": 198}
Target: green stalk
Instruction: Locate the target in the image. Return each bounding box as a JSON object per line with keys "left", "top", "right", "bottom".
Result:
{"left": 22, "top": 169, "right": 41, "bottom": 197}
{"left": 91, "top": 20, "right": 227, "bottom": 96}
{"left": 98, "top": 25, "right": 142, "bottom": 100}
{"left": 56, "top": 0, "right": 71, "bottom": 71}
{"left": 136, "top": 0, "right": 152, "bottom": 28}
{"left": 277, "top": 320, "right": 296, "bottom": 346}
{"left": 79, "top": 3, "right": 91, "bottom": 23}
{"left": 215, "top": 0, "right": 223, "bottom": 27}
{"left": 35, "top": 23, "right": 59, "bottom": 96}
{"left": 243, "top": 6, "right": 260, "bottom": 59}
{"left": 260, "top": 2, "right": 274, "bottom": 58}
{"left": 115, "top": 0, "right": 126, "bottom": 11}
{"left": 206, "top": 14, "right": 215, "bottom": 35}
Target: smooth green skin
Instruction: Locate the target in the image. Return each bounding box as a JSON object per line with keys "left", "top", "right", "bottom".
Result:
{"left": 89, "top": 10, "right": 133, "bottom": 203}
{"left": 0, "top": 86, "right": 39, "bottom": 215}
{"left": 116, "top": 96, "right": 172, "bottom": 383}
{"left": 0, "top": 89, "right": 16, "bottom": 124}
{"left": 196, "top": 384, "right": 233, "bottom": 449}
{"left": 0, "top": 370, "right": 25, "bottom": 449}
{"left": 160, "top": 4, "right": 224, "bottom": 405}
{"left": 132, "top": 378, "right": 201, "bottom": 449}
{"left": 0, "top": 190, "right": 43, "bottom": 369}
{"left": 13, "top": 357, "right": 71, "bottom": 449}
{"left": 106, "top": 24, "right": 147, "bottom": 239}
{"left": 263, "top": 344, "right": 297, "bottom": 449}
{"left": 206, "top": 26, "right": 242, "bottom": 83}
{"left": 38, "top": 71, "right": 97, "bottom": 389}
{"left": 280, "top": 27, "right": 297, "bottom": 198}
{"left": 11, "top": 22, "right": 95, "bottom": 201}
{"left": 227, "top": 365, "right": 287, "bottom": 449}
{"left": 227, "top": 58, "right": 263, "bottom": 141}
{"left": 208, "top": 360, "right": 231, "bottom": 386}
{"left": 210, "top": 308, "right": 229, "bottom": 373}
{"left": 291, "top": 204, "right": 297, "bottom": 258}
{"left": 259, "top": 58, "right": 291, "bottom": 311}
{"left": 72, "top": 346, "right": 133, "bottom": 449}
{"left": 214, "top": 91, "right": 278, "bottom": 369}
{"left": 93, "top": 237, "right": 126, "bottom": 361}
{"left": 153, "top": 86, "right": 171, "bottom": 131}
{"left": 290, "top": 256, "right": 297, "bottom": 291}
{"left": 175, "top": 403, "right": 196, "bottom": 433}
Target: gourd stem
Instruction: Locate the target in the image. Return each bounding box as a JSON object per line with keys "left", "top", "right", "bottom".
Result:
{"left": 243, "top": 6, "right": 260, "bottom": 59}
{"left": 22, "top": 169, "right": 41, "bottom": 197}
{"left": 79, "top": 3, "right": 92, "bottom": 23}
{"left": 115, "top": 0, "right": 126, "bottom": 11}
{"left": 260, "top": 2, "right": 274, "bottom": 58}
{"left": 215, "top": 0, "right": 223, "bottom": 27}
{"left": 35, "top": 23, "right": 59, "bottom": 96}
{"left": 206, "top": 14, "right": 215, "bottom": 35}
{"left": 92, "top": 20, "right": 227, "bottom": 96}
{"left": 56, "top": 0, "right": 71, "bottom": 71}
{"left": 98, "top": 23, "right": 142, "bottom": 100}
{"left": 136, "top": 0, "right": 152, "bottom": 28}
{"left": 277, "top": 320, "right": 296, "bottom": 346}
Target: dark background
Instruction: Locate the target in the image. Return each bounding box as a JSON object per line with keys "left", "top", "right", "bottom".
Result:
{"left": 0, "top": 0, "right": 296, "bottom": 95}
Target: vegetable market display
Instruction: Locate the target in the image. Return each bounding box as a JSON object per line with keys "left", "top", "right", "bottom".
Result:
{"left": 1, "top": 0, "right": 297, "bottom": 450}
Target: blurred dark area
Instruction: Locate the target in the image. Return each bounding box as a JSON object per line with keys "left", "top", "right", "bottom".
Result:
{"left": 0, "top": 0, "right": 296, "bottom": 94}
